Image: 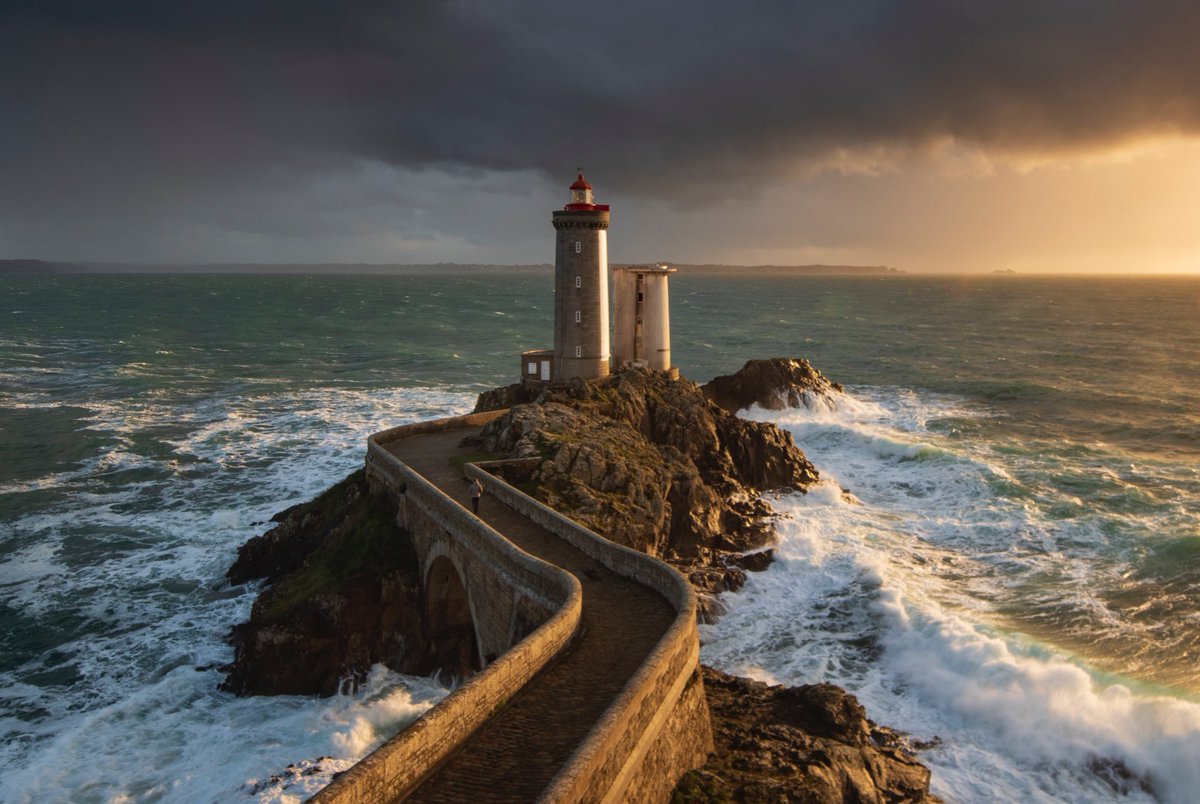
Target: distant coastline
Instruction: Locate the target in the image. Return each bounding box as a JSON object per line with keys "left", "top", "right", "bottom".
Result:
{"left": 0, "top": 259, "right": 901, "bottom": 276}
{"left": 664, "top": 262, "right": 902, "bottom": 275}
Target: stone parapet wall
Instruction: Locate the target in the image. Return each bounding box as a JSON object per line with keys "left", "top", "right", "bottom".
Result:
{"left": 613, "top": 665, "right": 712, "bottom": 803}
{"left": 365, "top": 416, "right": 568, "bottom": 653}
{"left": 369, "top": 409, "right": 508, "bottom": 445}
{"left": 469, "top": 460, "right": 713, "bottom": 803}
{"left": 313, "top": 414, "right": 581, "bottom": 804}
{"left": 315, "top": 411, "right": 711, "bottom": 803}
{"left": 470, "top": 460, "right": 692, "bottom": 610}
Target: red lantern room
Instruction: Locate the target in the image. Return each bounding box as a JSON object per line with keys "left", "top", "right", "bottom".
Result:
{"left": 564, "top": 171, "right": 609, "bottom": 211}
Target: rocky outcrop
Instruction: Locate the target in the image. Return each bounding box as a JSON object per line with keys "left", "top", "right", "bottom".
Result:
{"left": 472, "top": 369, "right": 818, "bottom": 602}
{"left": 674, "top": 666, "right": 934, "bottom": 803}
{"left": 220, "top": 359, "right": 934, "bottom": 801}
{"left": 222, "top": 471, "right": 434, "bottom": 697}
{"left": 227, "top": 477, "right": 362, "bottom": 586}
{"left": 472, "top": 380, "right": 544, "bottom": 413}
{"left": 702, "top": 357, "right": 843, "bottom": 414}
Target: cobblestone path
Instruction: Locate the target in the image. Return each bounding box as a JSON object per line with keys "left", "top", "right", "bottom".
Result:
{"left": 386, "top": 429, "right": 676, "bottom": 803}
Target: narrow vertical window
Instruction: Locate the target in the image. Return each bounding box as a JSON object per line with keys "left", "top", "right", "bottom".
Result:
{"left": 574, "top": 241, "right": 581, "bottom": 254}
{"left": 575, "top": 346, "right": 582, "bottom": 358}
{"left": 575, "top": 275, "right": 582, "bottom": 288}
{"left": 575, "top": 310, "right": 581, "bottom": 323}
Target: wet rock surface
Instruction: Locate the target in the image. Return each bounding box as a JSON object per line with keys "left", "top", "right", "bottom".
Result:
{"left": 701, "top": 357, "right": 844, "bottom": 414}
{"left": 674, "top": 667, "right": 935, "bottom": 803}
{"left": 222, "top": 470, "right": 439, "bottom": 697}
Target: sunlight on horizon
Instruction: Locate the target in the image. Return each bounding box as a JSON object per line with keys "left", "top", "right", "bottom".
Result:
{"left": 722, "top": 137, "right": 1200, "bottom": 275}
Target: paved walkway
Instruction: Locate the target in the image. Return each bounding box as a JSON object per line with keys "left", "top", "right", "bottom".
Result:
{"left": 386, "top": 429, "right": 676, "bottom": 803}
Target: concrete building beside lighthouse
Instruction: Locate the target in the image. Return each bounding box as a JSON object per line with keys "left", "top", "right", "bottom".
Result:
{"left": 520, "top": 171, "right": 674, "bottom": 385}
{"left": 612, "top": 264, "right": 675, "bottom": 372}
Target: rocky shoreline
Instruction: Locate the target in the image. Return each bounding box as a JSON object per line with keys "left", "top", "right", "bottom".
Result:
{"left": 222, "top": 470, "right": 433, "bottom": 696}
{"left": 470, "top": 361, "right": 824, "bottom": 616}
{"left": 677, "top": 667, "right": 932, "bottom": 803}
{"left": 222, "top": 358, "right": 935, "bottom": 801}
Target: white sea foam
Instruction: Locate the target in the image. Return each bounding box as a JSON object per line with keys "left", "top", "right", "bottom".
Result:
{"left": 2, "top": 664, "right": 445, "bottom": 804}
{"left": 702, "top": 385, "right": 1200, "bottom": 803}
{"left": 0, "top": 384, "right": 472, "bottom": 802}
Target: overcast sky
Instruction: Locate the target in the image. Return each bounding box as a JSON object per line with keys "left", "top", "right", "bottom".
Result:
{"left": 3, "top": 1, "right": 1199, "bottom": 272}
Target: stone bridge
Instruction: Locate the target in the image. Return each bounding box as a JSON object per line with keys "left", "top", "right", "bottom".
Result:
{"left": 312, "top": 410, "right": 713, "bottom": 803}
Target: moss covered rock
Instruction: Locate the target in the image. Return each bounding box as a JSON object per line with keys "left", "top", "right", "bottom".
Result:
{"left": 222, "top": 471, "right": 428, "bottom": 697}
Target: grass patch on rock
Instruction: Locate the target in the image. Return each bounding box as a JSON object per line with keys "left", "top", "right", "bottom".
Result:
{"left": 254, "top": 472, "right": 418, "bottom": 624}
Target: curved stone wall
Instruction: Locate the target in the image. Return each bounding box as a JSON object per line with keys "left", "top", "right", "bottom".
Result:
{"left": 468, "top": 461, "right": 712, "bottom": 803}
{"left": 315, "top": 410, "right": 711, "bottom": 802}
{"left": 312, "top": 413, "right": 582, "bottom": 803}
{"left": 365, "top": 422, "right": 568, "bottom": 662}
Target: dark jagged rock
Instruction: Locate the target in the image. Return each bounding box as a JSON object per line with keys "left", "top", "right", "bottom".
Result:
{"left": 227, "top": 472, "right": 367, "bottom": 585}
{"left": 222, "top": 471, "right": 441, "bottom": 697}
{"left": 473, "top": 369, "right": 819, "bottom": 592}
{"left": 474, "top": 381, "right": 544, "bottom": 413}
{"left": 702, "top": 357, "right": 844, "bottom": 414}
{"left": 674, "top": 666, "right": 935, "bottom": 803}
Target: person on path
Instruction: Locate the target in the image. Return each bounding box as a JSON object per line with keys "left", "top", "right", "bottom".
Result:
{"left": 468, "top": 477, "right": 483, "bottom": 515}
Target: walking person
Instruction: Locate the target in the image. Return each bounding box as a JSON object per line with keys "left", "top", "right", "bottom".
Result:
{"left": 468, "top": 477, "right": 483, "bottom": 515}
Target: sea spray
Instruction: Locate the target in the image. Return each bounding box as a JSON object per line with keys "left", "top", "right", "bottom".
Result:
{"left": 4, "top": 663, "right": 446, "bottom": 803}
{"left": 703, "top": 386, "right": 1200, "bottom": 802}
{"left": 5, "top": 272, "right": 1200, "bottom": 801}
{"left": 1, "top": 384, "right": 469, "bottom": 803}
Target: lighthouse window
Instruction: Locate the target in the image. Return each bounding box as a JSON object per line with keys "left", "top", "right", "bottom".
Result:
{"left": 574, "top": 241, "right": 581, "bottom": 254}
{"left": 575, "top": 310, "right": 581, "bottom": 323}
{"left": 575, "top": 275, "right": 582, "bottom": 288}
{"left": 575, "top": 346, "right": 582, "bottom": 358}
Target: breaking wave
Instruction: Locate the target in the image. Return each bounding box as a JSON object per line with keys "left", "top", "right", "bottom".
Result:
{"left": 705, "top": 386, "right": 1200, "bottom": 802}
{"left": 0, "top": 384, "right": 473, "bottom": 803}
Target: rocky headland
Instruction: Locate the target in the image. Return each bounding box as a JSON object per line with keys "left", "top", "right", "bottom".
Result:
{"left": 470, "top": 363, "right": 825, "bottom": 613}
{"left": 222, "top": 470, "right": 437, "bottom": 696}
{"left": 221, "top": 358, "right": 933, "bottom": 801}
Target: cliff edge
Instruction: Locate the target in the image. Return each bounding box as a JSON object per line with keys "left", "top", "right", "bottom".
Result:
{"left": 221, "top": 358, "right": 934, "bottom": 801}
{"left": 473, "top": 366, "right": 820, "bottom": 610}
{"left": 222, "top": 471, "right": 449, "bottom": 696}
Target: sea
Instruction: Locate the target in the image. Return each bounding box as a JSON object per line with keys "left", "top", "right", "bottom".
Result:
{"left": 1, "top": 272, "right": 1198, "bottom": 803}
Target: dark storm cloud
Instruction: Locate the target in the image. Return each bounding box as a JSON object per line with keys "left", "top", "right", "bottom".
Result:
{"left": 3, "top": 1, "right": 1199, "bottom": 226}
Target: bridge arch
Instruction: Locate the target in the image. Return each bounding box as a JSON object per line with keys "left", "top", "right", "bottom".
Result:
{"left": 423, "top": 553, "right": 481, "bottom": 678}
{"left": 316, "top": 413, "right": 710, "bottom": 803}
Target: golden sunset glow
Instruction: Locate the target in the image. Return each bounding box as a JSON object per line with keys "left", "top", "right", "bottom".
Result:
{"left": 5, "top": 3, "right": 1199, "bottom": 273}
{"left": 4, "top": 4, "right": 1200, "bottom": 802}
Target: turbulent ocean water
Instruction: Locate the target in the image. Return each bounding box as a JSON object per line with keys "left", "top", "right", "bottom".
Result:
{"left": 1, "top": 272, "right": 1198, "bottom": 802}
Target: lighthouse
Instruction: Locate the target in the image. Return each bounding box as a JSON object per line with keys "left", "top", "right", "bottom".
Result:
{"left": 518, "top": 171, "right": 675, "bottom": 386}
{"left": 551, "top": 172, "right": 611, "bottom": 382}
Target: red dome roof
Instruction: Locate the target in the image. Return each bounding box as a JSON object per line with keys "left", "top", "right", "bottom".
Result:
{"left": 569, "top": 171, "right": 592, "bottom": 191}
